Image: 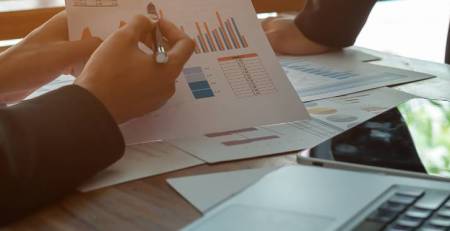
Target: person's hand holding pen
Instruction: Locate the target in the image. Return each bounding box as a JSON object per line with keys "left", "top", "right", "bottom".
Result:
{"left": 147, "top": 2, "right": 169, "bottom": 64}
{"left": 76, "top": 15, "right": 195, "bottom": 124}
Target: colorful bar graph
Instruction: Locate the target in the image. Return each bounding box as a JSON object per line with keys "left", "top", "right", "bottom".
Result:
{"left": 183, "top": 67, "right": 215, "bottom": 99}
{"left": 185, "top": 12, "right": 248, "bottom": 54}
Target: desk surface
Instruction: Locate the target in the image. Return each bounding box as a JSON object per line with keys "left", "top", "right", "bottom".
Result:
{"left": 2, "top": 153, "right": 297, "bottom": 231}
{"left": 1, "top": 1, "right": 449, "bottom": 230}
{"left": 1, "top": 47, "right": 449, "bottom": 231}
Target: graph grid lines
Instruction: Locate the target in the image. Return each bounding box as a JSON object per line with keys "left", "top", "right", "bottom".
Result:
{"left": 219, "top": 53, "right": 277, "bottom": 98}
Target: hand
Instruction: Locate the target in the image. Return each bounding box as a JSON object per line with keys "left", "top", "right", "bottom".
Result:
{"left": 262, "top": 16, "right": 331, "bottom": 55}
{"left": 0, "top": 11, "right": 101, "bottom": 103}
{"left": 75, "top": 16, "right": 195, "bottom": 124}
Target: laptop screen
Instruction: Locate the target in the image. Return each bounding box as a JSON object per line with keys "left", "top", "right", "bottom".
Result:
{"left": 310, "top": 98, "right": 450, "bottom": 178}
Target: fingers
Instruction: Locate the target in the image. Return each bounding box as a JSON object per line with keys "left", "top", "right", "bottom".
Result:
{"left": 121, "top": 15, "right": 156, "bottom": 44}
{"left": 50, "top": 37, "right": 102, "bottom": 68}
{"left": 158, "top": 18, "right": 188, "bottom": 46}
{"left": 159, "top": 18, "right": 195, "bottom": 67}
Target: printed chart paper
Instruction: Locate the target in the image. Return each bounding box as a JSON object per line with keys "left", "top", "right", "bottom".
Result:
{"left": 66, "top": 0, "right": 309, "bottom": 143}
{"left": 79, "top": 142, "right": 204, "bottom": 192}
{"left": 280, "top": 56, "right": 433, "bottom": 102}
{"left": 168, "top": 87, "right": 416, "bottom": 163}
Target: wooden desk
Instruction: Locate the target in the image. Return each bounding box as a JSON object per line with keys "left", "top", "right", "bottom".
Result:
{"left": 2, "top": 47, "right": 449, "bottom": 231}
{"left": 0, "top": 1, "right": 449, "bottom": 231}
{"left": 2, "top": 154, "right": 297, "bottom": 231}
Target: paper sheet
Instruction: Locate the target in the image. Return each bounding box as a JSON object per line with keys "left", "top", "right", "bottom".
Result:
{"left": 66, "top": 0, "right": 308, "bottom": 143}
{"left": 280, "top": 55, "right": 433, "bottom": 102}
{"left": 80, "top": 141, "right": 204, "bottom": 192}
{"left": 168, "top": 87, "right": 416, "bottom": 163}
{"left": 167, "top": 168, "right": 276, "bottom": 212}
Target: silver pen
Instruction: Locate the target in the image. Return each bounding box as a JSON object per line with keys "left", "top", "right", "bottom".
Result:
{"left": 147, "top": 2, "right": 168, "bottom": 64}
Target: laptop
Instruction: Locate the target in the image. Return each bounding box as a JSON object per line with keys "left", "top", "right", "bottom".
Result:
{"left": 183, "top": 98, "right": 450, "bottom": 231}
{"left": 182, "top": 165, "right": 450, "bottom": 231}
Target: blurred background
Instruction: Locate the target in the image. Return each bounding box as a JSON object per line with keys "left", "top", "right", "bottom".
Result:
{"left": 0, "top": 0, "right": 449, "bottom": 63}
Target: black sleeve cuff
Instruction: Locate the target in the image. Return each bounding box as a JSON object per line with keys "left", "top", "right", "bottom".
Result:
{"left": 0, "top": 85, "right": 124, "bottom": 224}
{"left": 295, "top": 0, "right": 377, "bottom": 48}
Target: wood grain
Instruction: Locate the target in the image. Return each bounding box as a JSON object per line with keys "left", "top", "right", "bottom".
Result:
{"left": 1, "top": 153, "right": 297, "bottom": 231}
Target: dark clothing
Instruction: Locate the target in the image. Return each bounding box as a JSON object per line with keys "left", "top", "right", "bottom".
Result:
{"left": 295, "top": 0, "right": 450, "bottom": 64}
{"left": 0, "top": 85, "right": 124, "bottom": 225}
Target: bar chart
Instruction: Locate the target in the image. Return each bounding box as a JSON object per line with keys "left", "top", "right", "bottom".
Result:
{"left": 72, "top": 0, "right": 118, "bottom": 7}
{"left": 219, "top": 53, "right": 277, "bottom": 98}
{"left": 284, "top": 61, "right": 359, "bottom": 80}
{"left": 178, "top": 12, "right": 249, "bottom": 54}
{"left": 183, "top": 67, "right": 215, "bottom": 99}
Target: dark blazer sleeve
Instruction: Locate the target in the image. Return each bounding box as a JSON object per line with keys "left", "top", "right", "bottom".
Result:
{"left": 0, "top": 85, "right": 125, "bottom": 225}
{"left": 295, "top": 0, "right": 377, "bottom": 48}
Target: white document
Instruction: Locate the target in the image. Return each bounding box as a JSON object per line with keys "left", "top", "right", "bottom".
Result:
{"left": 168, "top": 87, "right": 416, "bottom": 163}
{"left": 167, "top": 168, "right": 276, "bottom": 212}
{"left": 66, "top": 0, "right": 308, "bottom": 143}
{"left": 280, "top": 56, "right": 433, "bottom": 102}
{"left": 80, "top": 141, "right": 204, "bottom": 192}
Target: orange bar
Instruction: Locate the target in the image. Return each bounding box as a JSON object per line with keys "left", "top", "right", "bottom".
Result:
{"left": 216, "top": 11, "right": 232, "bottom": 49}
{"left": 195, "top": 22, "right": 209, "bottom": 52}
{"left": 213, "top": 29, "right": 225, "bottom": 51}
{"left": 241, "top": 35, "right": 248, "bottom": 48}
{"left": 159, "top": 9, "right": 164, "bottom": 18}
{"left": 204, "top": 22, "right": 217, "bottom": 51}
{"left": 218, "top": 53, "right": 258, "bottom": 62}
{"left": 226, "top": 20, "right": 240, "bottom": 49}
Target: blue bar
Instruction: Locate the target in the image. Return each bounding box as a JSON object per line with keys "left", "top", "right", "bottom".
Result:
{"left": 205, "top": 33, "right": 215, "bottom": 52}
{"left": 193, "top": 89, "right": 214, "bottom": 99}
{"left": 189, "top": 81, "right": 211, "bottom": 91}
{"left": 212, "top": 31, "right": 222, "bottom": 51}
{"left": 183, "top": 66, "right": 203, "bottom": 75}
{"left": 219, "top": 28, "right": 231, "bottom": 50}
{"left": 225, "top": 22, "right": 238, "bottom": 49}
{"left": 231, "top": 17, "right": 245, "bottom": 48}
{"left": 197, "top": 36, "right": 207, "bottom": 53}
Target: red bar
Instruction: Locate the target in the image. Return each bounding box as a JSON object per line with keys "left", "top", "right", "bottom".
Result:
{"left": 218, "top": 53, "right": 258, "bottom": 62}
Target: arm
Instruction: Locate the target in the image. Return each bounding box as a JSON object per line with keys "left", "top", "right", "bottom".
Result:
{"left": 262, "top": 0, "right": 377, "bottom": 55}
{"left": 295, "top": 0, "right": 377, "bottom": 48}
{"left": 0, "top": 85, "right": 124, "bottom": 225}
{"left": 0, "top": 15, "right": 194, "bottom": 225}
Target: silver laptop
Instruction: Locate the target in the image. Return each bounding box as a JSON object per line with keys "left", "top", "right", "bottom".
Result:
{"left": 183, "top": 165, "right": 450, "bottom": 231}
{"left": 183, "top": 98, "right": 450, "bottom": 231}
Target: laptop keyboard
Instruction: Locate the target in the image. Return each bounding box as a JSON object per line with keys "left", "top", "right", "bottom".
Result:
{"left": 353, "top": 187, "right": 450, "bottom": 231}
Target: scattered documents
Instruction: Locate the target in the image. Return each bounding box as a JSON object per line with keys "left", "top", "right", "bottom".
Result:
{"left": 167, "top": 168, "right": 276, "bottom": 212}
{"left": 280, "top": 55, "right": 433, "bottom": 102}
{"left": 80, "top": 141, "right": 204, "bottom": 192}
{"left": 66, "top": 0, "right": 309, "bottom": 143}
{"left": 168, "top": 87, "right": 416, "bottom": 163}
{"left": 168, "top": 168, "right": 275, "bottom": 212}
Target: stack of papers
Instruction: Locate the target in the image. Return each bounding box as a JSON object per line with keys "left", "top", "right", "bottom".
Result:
{"left": 25, "top": 0, "right": 437, "bottom": 191}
